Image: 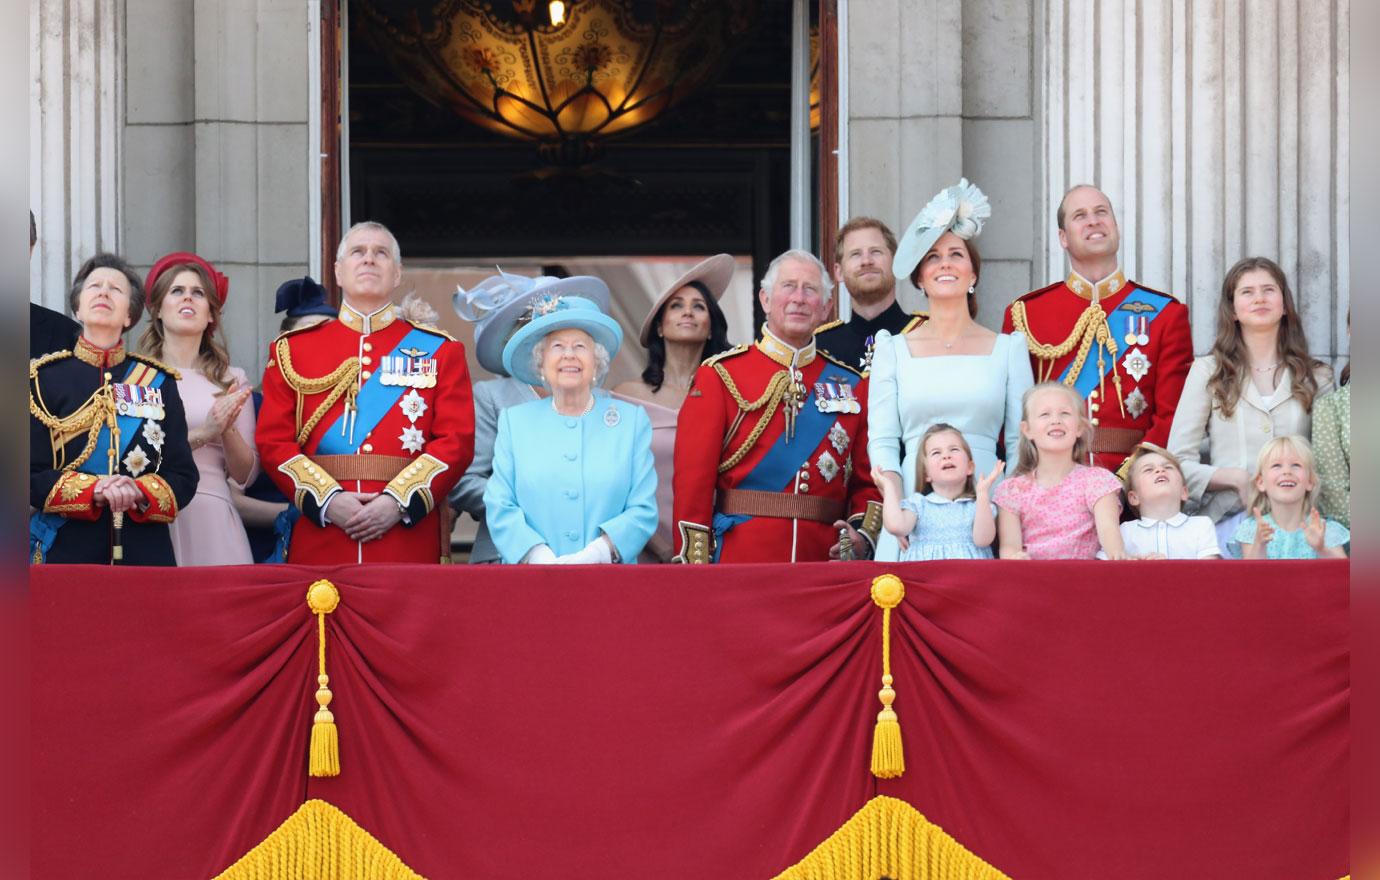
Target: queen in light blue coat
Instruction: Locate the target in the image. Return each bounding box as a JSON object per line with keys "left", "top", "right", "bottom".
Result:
{"left": 485, "top": 294, "right": 657, "bottom": 564}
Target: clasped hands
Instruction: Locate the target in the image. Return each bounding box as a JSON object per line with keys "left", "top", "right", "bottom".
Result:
{"left": 93, "top": 475, "right": 144, "bottom": 514}
{"left": 525, "top": 536, "right": 614, "bottom": 565}
{"left": 326, "top": 491, "right": 404, "bottom": 543}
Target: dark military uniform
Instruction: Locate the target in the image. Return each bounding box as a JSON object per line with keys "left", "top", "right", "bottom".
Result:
{"left": 813, "top": 301, "right": 920, "bottom": 375}
{"left": 29, "top": 337, "right": 198, "bottom": 565}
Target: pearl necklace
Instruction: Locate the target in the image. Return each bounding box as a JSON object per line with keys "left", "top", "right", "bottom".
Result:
{"left": 552, "top": 395, "right": 595, "bottom": 417}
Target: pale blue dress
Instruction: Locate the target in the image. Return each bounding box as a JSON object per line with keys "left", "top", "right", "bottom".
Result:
{"left": 867, "top": 329, "right": 1034, "bottom": 562}
{"left": 898, "top": 492, "right": 996, "bottom": 560}
{"left": 486, "top": 397, "right": 658, "bottom": 564}
{"left": 1229, "top": 513, "right": 1349, "bottom": 559}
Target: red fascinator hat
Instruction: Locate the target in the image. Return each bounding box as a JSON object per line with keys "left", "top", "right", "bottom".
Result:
{"left": 145, "top": 251, "right": 230, "bottom": 305}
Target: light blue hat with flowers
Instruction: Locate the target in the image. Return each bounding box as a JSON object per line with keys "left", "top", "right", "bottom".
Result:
{"left": 892, "top": 178, "right": 992, "bottom": 280}
{"left": 453, "top": 271, "right": 610, "bottom": 375}
{"left": 501, "top": 294, "right": 623, "bottom": 387}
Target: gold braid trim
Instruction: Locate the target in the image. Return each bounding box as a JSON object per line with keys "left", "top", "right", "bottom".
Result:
{"left": 274, "top": 336, "right": 361, "bottom": 445}
{"left": 29, "top": 380, "right": 115, "bottom": 472}
{"left": 1009, "top": 300, "right": 1124, "bottom": 410}
{"left": 713, "top": 363, "right": 794, "bottom": 473}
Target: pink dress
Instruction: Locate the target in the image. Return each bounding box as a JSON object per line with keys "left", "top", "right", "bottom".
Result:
{"left": 612, "top": 393, "right": 677, "bottom": 563}
{"left": 168, "top": 366, "right": 258, "bottom": 565}
{"left": 993, "top": 464, "right": 1123, "bottom": 559}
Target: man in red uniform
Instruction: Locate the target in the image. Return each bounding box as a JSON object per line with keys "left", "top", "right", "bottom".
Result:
{"left": 672, "top": 249, "right": 881, "bottom": 564}
{"left": 257, "top": 221, "right": 474, "bottom": 563}
{"left": 1003, "top": 185, "right": 1192, "bottom": 473}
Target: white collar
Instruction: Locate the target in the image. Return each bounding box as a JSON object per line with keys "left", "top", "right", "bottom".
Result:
{"left": 1134, "top": 512, "right": 1190, "bottom": 528}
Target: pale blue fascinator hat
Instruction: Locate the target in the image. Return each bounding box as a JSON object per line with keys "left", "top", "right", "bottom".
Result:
{"left": 501, "top": 294, "right": 623, "bottom": 387}
{"left": 453, "top": 271, "right": 610, "bottom": 375}
{"left": 892, "top": 178, "right": 992, "bottom": 280}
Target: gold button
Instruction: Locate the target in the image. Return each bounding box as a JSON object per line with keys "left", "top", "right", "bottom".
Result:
{"left": 361, "top": 355, "right": 372, "bottom": 365}
{"left": 362, "top": 443, "right": 374, "bottom": 453}
{"left": 1090, "top": 403, "right": 1099, "bottom": 412}
{"left": 362, "top": 342, "right": 372, "bottom": 352}
{"left": 361, "top": 370, "right": 371, "bottom": 379}
{"left": 1091, "top": 417, "right": 1100, "bottom": 426}
{"left": 1090, "top": 389, "right": 1099, "bottom": 399}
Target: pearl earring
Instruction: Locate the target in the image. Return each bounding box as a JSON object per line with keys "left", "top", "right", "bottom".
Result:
{"left": 968, "top": 284, "right": 976, "bottom": 294}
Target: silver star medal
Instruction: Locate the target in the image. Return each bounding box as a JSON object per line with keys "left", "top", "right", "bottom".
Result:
{"left": 603, "top": 404, "right": 620, "bottom": 428}
{"left": 828, "top": 422, "right": 850, "bottom": 455}
{"left": 1125, "top": 388, "right": 1149, "bottom": 420}
{"left": 142, "top": 420, "right": 165, "bottom": 452}
{"left": 1121, "top": 347, "right": 1151, "bottom": 383}
{"left": 816, "top": 450, "right": 840, "bottom": 483}
{"left": 399, "top": 425, "right": 425, "bottom": 454}
{"left": 399, "top": 389, "right": 428, "bottom": 423}
{"left": 122, "top": 446, "right": 150, "bottom": 477}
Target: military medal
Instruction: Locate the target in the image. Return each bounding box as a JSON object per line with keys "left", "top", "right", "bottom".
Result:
{"left": 381, "top": 350, "right": 438, "bottom": 388}
{"left": 398, "top": 389, "right": 428, "bottom": 423}
{"left": 1121, "top": 347, "right": 1151, "bottom": 383}
{"left": 1125, "top": 388, "right": 1148, "bottom": 419}
{"left": 1123, "top": 315, "right": 1150, "bottom": 346}
{"left": 113, "top": 384, "right": 165, "bottom": 419}
{"left": 828, "top": 422, "right": 850, "bottom": 455}
{"left": 816, "top": 450, "right": 840, "bottom": 483}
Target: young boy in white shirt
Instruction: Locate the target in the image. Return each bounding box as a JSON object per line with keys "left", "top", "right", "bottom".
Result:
{"left": 1110, "top": 444, "right": 1221, "bottom": 560}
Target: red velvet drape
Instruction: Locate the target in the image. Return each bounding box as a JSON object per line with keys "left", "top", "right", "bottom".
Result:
{"left": 30, "top": 561, "right": 1347, "bottom": 879}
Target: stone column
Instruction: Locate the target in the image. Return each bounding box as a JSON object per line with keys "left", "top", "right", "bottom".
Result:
{"left": 844, "top": 0, "right": 965, "bottom": 314}
{"left": 1039, "top": 0, "right": 1350, "bottom": 361}
{"left": 29, "top": 0, "right": 124, "bottom": 311}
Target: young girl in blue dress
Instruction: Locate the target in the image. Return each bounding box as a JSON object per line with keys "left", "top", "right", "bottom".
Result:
{"left": 873, "top": 423, "right": 1002, "bottom": 560}
{"left": 1232, "top": 435, "right": 1349, "bottom": 559}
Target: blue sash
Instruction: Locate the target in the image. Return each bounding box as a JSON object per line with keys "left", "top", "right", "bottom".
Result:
{"left": 316, "top": 327, "right": 443, "bottom": 455}
{"left": 30, "top": 363, "right": 167, "bottom": 562}
{"left": 712, "top": 365, "right": 858, "bottom": 561}
{"left": 1059, "top": 286, "right": 1173, "bottom": 397}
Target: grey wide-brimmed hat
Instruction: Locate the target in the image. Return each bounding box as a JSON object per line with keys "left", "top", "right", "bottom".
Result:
{"left": 637, "top": 253, "right": 736, "bottom": 348}
{"left": 453, "top": 271, "right": 610, "bottom": 375}
{"left": 502, "top": 295, "right": 623, "bottom": 387}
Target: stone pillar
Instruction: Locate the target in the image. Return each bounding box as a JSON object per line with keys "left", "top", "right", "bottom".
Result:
{"left": 844, "top": 0, "right": 965, "bottom": 314}
{"left": 1039, "top": 0, "right": 1350, "bottom": 361}
{"left": 29, "top": 0, "right": 124, "bottom": 311}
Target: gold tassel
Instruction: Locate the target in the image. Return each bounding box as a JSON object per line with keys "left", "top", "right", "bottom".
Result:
{"left": 307, "top": 579, "right": 341, "bottom": 777}
{"left": 869, "top": 574, "right": 906, "bottom": 779}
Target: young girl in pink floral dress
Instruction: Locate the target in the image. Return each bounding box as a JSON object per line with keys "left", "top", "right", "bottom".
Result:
{"left": 994, "top": 382, "right": 1126, "bottom": 559}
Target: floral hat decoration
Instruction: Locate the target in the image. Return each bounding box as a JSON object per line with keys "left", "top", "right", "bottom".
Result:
{"left": 892, "top": 178, "right": 992, "bottom": 281}
{"left": 454, "top": 271, "right": 610, "bottom": 376}
{"left": 501, "top": 294, "right": 623, "bottom": 387}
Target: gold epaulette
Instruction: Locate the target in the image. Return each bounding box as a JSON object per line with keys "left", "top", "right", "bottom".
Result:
{"left": 30, "top": 349, "right": 72, "bottom": 378}
{"left": 899, "top": 312, "right": 928, "bottom": 334}
{"left": 272, "top": 318, "right": 331, "bottom": 343}
{"left": 128, "top": 351, "right": 182, "bottom": 381}
{"left": 702, "top": 343, "right": 749, "bottom": 367}
{"left": 819, "top": 350, "right": 863, "bottom": 375}
{"left": 407, "top": 320, "right": 456, "bottom": 342}
{"left": 813, "top": 318, "right": 844, "bottom": 335}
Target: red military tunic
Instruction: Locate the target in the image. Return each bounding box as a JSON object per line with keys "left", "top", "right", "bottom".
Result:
{"left": 257, "top": 301, "right": 474, "bottom": 564}
{"left": 1002, "top": 269, "right": 1193, "bottom": 472}
{"left": 672, "top": 330, "right": 881, "bottom": 564}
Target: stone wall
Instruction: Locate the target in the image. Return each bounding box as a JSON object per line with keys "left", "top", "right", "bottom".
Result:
{"left": 31, "top": 0, "right": 312, "bottom": 377}
{"left": 843, "top": 0, "right": 1350, "bottom": 363}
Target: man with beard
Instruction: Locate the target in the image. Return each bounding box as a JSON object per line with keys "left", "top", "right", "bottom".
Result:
{"left": 814, "top": 217, "right": 921, "bottom": 374}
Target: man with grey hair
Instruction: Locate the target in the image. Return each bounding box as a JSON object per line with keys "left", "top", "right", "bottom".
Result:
{"left": 256, "top": 220, "right": 475, "bottom": 563}
{"left": 672, "top": 249, "right": 882, "bottom": 564}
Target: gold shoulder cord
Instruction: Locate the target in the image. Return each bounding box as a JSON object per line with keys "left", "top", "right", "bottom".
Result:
{"left": 29, "top": 353, "right": 116, "bottom": 472}
{"left": 1008, "top": 300, "right": 1124, "bottom": 414}
{"left": 713, "top": 363, "right": 794, "bottom": 473}
{"left": 274, "top": 337, "right": 361, "bottom": 445}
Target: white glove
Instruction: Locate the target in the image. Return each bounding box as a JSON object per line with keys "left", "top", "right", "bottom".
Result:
{"left": 522, "top": 544, "right": 558, "bottom": 564}
{"left": 555, "top": 536, "right": 614, "bottom": 565}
